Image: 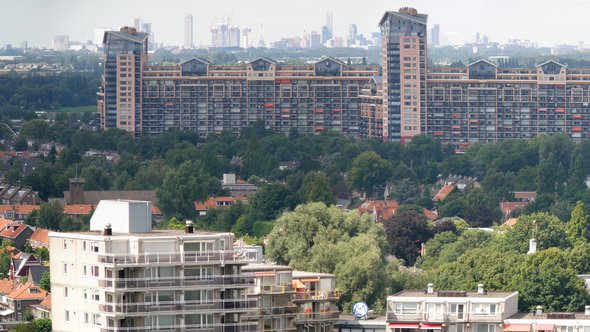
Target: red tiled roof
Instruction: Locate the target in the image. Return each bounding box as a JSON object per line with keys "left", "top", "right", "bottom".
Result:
{"left": 433, "top": 185, "right": 455, "bottom": 201}
{"left": 14, "top": 205, "right": 39, "bottom": 214}
{"left": 151, "top": 205, "right": 162, "bottom": 215}
{"left": 28, "top": 228, "right": 49, "bottom": 247}
{"left": 7, "top": 282, "right": 46, "bottom": 300}
{"left": 0, "top": 218, "right": 12, "bottom": 229}
{"left": 504, "top": 217, "right": 518, "bottom": 228}
{"left": 423, "top": 209, "right": 440, "bottom": 221}
{"left": 194, "top": 196, "right": 249, "bottom": 211}
{"left": 500, "top": 201, "right": 528, "bottom": 215}
{"left": 37, "top": 294, "right": 51, "bottom": 310}
{"left": 0, "top": 224, "right": 28, "bottom": 239}
{"left": 514, "top": 191, "right": 537, "bottom": 201}
{"left": 0, "top": 206, "right": 13, "bottom": 214}
{"left": 358, "top": 200, "right": 399, "bottom": 221}
{"left": 0, "top": 278, "right": 14, "bottom": 294}
{"left": 63, "top": 204, "right": 94, "bottom": 215}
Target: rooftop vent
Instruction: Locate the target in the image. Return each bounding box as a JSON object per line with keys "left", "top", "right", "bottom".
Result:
{"left": 102, "top": 223, "right": 112, "bottom": 236}
{"left": 185, "top": 220, "right": 194, "bottom": 234}
{"left": 535, "top": 305, "right": 543, "bottom": 316}
{"left": 477, "top": 283, "right": 486, "bottom": 295}
{"left": 427, "top": 283, "right": 434, "bottom": 294}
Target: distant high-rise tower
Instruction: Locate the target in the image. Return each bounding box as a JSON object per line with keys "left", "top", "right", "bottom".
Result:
{"left": 133, "top": 18, "right": 141, "bottom": 31}
{"left": 325, "top": 11, "right": 334, "bottom": 39}
{"left": 431, "top": 24, "right": 440, "bottom": 47}
{"left": 99, "top": 27, "right": 149, "bottom": 134}
{"left": 184, "top": 14, "right": 194, "bottom": 48}
{"left": 348, "top": 24, "right": 358, "bottom": 46}
{"left": 379, "top": 7, "right": 428, "bottom": 142}
{"left": 52, "top": 35, "right": 70, "bottom": 51}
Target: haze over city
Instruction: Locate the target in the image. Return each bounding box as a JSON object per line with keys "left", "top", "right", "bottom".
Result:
{"left": 3, "top": 0, "right": 590, "bottom": 47}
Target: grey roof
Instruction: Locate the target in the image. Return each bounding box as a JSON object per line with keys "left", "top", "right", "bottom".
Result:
{"left": 467, "top": 59, "right": 499, "bottom": 68}
{"left": 379, "top": 10, "right": 428, "bottom": 26}
{"left": 180, "top": 57, "right": 211, "bottom": 65}
{"left": 103, "top": 30, "right": 149, "bottom": 44}
{"left": 27, "top": 265, "right": 49, "bottom": 284}
{"left": 536, "top": 60, "right": 567, "bottom": 68}
{"left": 316, "top": 57, "right": 344, "bottom": 65}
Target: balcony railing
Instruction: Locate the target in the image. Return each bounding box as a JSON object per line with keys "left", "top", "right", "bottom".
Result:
{"left": 100, "top": 321, "right": 258, "bottom": 332}
{"left": 386, "top": 311, "right": 503, "bottom": 323}
{"left": 246, "top": 283, "right": 294, "bottom": 295}
{"left": 293, "top": 311, "right": 340, "bottom": 323}
{"left": 292, "top": 290, "right": 340, "bottom": 302}
{"left": 244, "top": 305, "right": 298, "bottom": 318}
{"left": 99, "top": 298, "right": 258, "bottom": 316}
{"left": 98, "top": 275, "right": 255, "bottom": 291}
{"left": 97, "top": 249, "right": 259, "bottom": 267}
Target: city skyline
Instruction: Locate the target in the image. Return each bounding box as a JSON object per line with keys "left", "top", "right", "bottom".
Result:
{"left": 3, "top": 0, "right": 590, "bottom": 48}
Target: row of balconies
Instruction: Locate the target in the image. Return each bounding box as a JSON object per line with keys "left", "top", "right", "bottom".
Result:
{"left": 97, "top": 249, "right": 258, "bottom": 267}
{"left": 100, "top": 322, "right": 258, "bottom": 332}
{"left": 98, "top": 275, "right": 255, "bottom": 291}
{"left": 99, "top": 298, "right": 258, "bottom": 316}
{"left": 386, "top": 311, "right": 504, "bottom": 323}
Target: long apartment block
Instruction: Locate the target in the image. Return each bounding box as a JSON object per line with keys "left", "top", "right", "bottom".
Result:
{"left": 49, "top": 200, "right": 260, "bottom": 332}
{"left": 99, "top": 27, "right": 379, "bottom": 137}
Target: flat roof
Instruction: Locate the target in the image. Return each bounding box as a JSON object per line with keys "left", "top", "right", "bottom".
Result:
{"left": 49, "top": 229, "right": 232, "bottom": 240}
{"left": 507, "top": 312, "right": 590, "bottom": 321}
{"left": 390, "top": 290, "right": 518, "bottom": 298}
{"left": 292, "top": 270, "right": 336, "bottom": 278}
{"left": 242, "top": 263, "right": 292, "bottom": 272}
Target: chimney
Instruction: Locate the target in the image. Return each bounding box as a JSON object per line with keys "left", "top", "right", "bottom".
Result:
{"left": 585, "top": 305, "right": 590, "bottom": 317}
{"left": 103, "top": 223, "right": 112, "bottom": 236}
{"left": 536, "top": 305, "right": 543, "bottom": 316}
{"left": 477, "top": 284, "right": 486, "bottom": 295}
{"left": 427, "top": 283, "right": 434, "bottom": 294}
{"left": 528, "top": 238, "right": 537, "bottom": 255}
{"left": 185, "top": 220, "right": 194, "bottom": 234}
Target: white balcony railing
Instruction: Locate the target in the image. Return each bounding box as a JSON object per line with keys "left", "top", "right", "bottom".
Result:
{"left": 97, "top": 249, "right": 259, "bottom": 266}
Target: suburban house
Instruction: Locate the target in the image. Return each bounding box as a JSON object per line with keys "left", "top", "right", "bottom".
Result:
{"left": 0, "top": 224, "right": 34, "bottom": 250}
{"left": 194, "top": 196, "right": 250, "bottom": 216}
{"left": 30, "top": 294, "right": 50, "bottom": 319}
{"left": 358, "top": 200, "right": 399, "bottom": 221}
{"left": 222, "top": 173, "right": 259, "bottom": 197}
{"left": 5, "top": 282, "right": 47, "bottom": 321}
{"left": 0, "top": 184, "right": 41, "bottom": 205}
{"left": 27, "top": 228, "right": 49, "bottom": 249}
{"left": 386, "top": 283, "right": 519, "bottom": 332}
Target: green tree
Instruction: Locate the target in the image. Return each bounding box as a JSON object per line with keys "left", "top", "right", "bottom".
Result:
{"left": 567, "top": 201, "right": 590, "bottom": 246}
{"left": 157, "top": 160, "right": 222, "bottom": 219}
{"left": 347, "top": 151, "right": 392, "bottom": 198}
{"left": 382, "top": 211, "right": 432, "bottom": 266}
{"left": 266, "top": 203, "right": 390, "bottom": 311}
{"left": 39, "top": 272, "right": 51, "bottom": 292}
{"left": 36, "top": 201, "right": 65, "bottom": 231}
{"left": 300, "top": 172, "right": 335, "bottom": 205}
{"left": 537, "top": 153, "right": 558, "bottom": 193}
{"left": 510, "top": 247, "right": 590, "bottom": 311}
{"left": 80, "top": 165, "right": 112, "bottom": 190}
{"left": 32, "top": 318, "right": 52, "bottom": 332}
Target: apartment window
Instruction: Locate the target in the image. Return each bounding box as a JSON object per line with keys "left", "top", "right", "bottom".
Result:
{"left": 92, "top": 291, "right": 100, "bottom": 302}
{"left": 91, "top": 242, "right": 99, "bottom": 253}
{"left": 394, "top": 302, "right": 419, "bottom": 315}
{"left": 63, "top": 240, "right": 68, "bottom": 250}
{"left": 92, "top": 313, "right": 101, "bottom": 326}
{"left": 450, "top": 303, "right": 465, "bottom": 319}
{"left": 82, "top": 241, "right": 87, "bottom": 252}
{"left": 83, "top": 289, "right": 88, "bottom": 300}
{"left": 64, "top": 287, "right": 68, "bottom": 298}
{"left": 83, "top": 265, "right": 87, "bottom": 276}
{"left": 427, "top": 303, "right": 444, "bottom": 319}
{"left": 63, "top": 263, "right": 68, "bottom": 275}
{"left": 449, "top": 325, "right": 465, "bottom": 332}
{"left": 91, "top": 266, "right": 99, "bottom": 277}
{"left": 473, "top": 303, "right": 496, "bottom": 315}
{"left": 65, "top": 310, "right": 70, "bottom": 323}
{"left": 475, "top": 324, "right": 496, "bottom": 332}
{"left": 84, "top": 312, "right": 90, "bottom": 325}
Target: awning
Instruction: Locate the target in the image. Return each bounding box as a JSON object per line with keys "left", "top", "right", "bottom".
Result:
{"left": 388, "top": 323, "right": 420, "bottom": 329}
{"left": 0, "top": 309, "right": 14, "bottom": 316}
{"left": 504, "top": 324, "right": 532, "bottom": 332}
{"left": 421, "top": 324, "right": 443, "bottom": 330}
{"left": 292, "top": 280, "right": 306, "bottom": 289}
{"left": 535, "top": 324, "right": 555, "bottom": 331}
{"left": 298, "top": 278, "right": 320, "bottom": 283}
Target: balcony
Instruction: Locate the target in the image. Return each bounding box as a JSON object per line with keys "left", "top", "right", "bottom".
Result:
{"left": 98, "top": 275, "right": 255, "bottom": 291}
{"left": 247, "top": 283, "right": 294, "bottom": 295}
{"left": 100, "top": 322, "right": 258, "bottom": 332}
{"left": 97, "top": 249, "right": 259, "bottom": 267}
{"left": 99, "top": 298, "right": 258, "bottom": 316}
{"left": 292, "top": 290, "right": 340, "bottom": 302}
{"left": 386, "top": 310, "right": 504, "bottom": 323}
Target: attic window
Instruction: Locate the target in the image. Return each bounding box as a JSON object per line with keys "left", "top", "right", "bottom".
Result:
{"left": 29, "top": 288, "right": 39, "bottom": 294}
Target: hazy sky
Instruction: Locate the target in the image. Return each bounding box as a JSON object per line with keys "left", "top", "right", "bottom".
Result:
{"left": 2, "top": 0, "right": 590, "bottom": 48}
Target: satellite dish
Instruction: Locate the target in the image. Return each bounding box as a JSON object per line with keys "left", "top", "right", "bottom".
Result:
{"left": 352, "top": 302, "right": 369, "bottom": 319}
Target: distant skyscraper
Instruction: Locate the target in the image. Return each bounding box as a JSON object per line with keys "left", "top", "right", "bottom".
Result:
{"left": 52, "top": 35, "right": 70, "bottom": 51}
{"left": 242, "top": 28, "right": 251, "bottom": 48}
{"left": 476, "top": 32, "right": 481, "bottom": 44}
{"left": 210, "top": 20, "right": 240, "bottom": 48}
{"left": 379, "top": 7, "right": 428, "bottom": 142}
{"left": 348, "top": 24, "right": 358, "bottom": 46}
{"left": 325, "top": 11, "right": 334, "bottom": 39}
{"left": 309, "top": 31, "right": 321, "bottom": 48}
{"left": 321, "top": 26, "right": 330, "bottom": 44}
{"left": 431, "top": 24, "right": 440, "bottom": 47}
{"left": 133, "top": 18, "right": 141, "bottom": 31}
{"left": 184, "top": 14, "right": 194, "bottom": 48}
{"left": 229, "top": 26, "right": 241, "bottom": 48}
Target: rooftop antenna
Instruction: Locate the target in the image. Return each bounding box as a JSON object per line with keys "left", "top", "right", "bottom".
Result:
{"left": 257, "top": 20, "right": 265, "bottom": 47}
{"left": 75, "top": 163, "right": 78, "bottom": 178}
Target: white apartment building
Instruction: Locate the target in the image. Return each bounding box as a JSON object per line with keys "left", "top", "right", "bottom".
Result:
{"left": 505, "top": 307, "right": 590, "bottom": 332}
{"left": 49, "top": 200, "right": 259, "bottom": 332}
{"left": 386, "top": 283, "right": 519, "bottom": 332}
